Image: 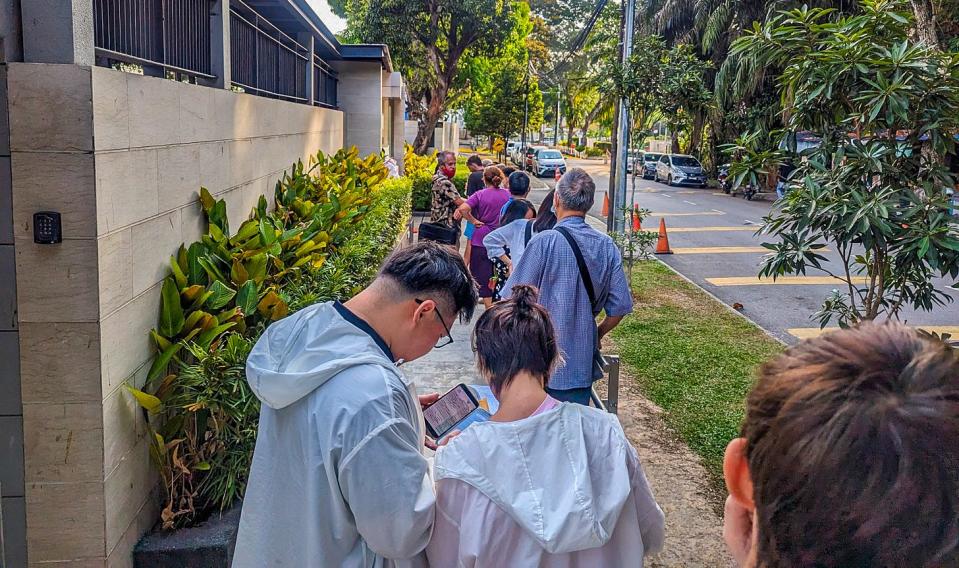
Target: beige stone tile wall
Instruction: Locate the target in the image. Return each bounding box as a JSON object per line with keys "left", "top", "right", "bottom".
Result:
{"left": 335, "top": 61, "right": 383, "bottom": 158}
{"left": 9, "top": 63, "right": 106, "bottom": 566}
{"left": 90, "top": 67, "right": 345, "bottom": 563}
{"left": 10, "top": 62, "right": 345, "bottom": 566}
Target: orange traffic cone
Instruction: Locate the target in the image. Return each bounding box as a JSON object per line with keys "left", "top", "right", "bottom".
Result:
{"left": 655, "top": 218, "right": 672, "bottom": 254}
{"left": 602, "top": 193, "right": 610, "bottom": 216}
{"left": 632, "top": 204, "right": 642, "bottom": 232}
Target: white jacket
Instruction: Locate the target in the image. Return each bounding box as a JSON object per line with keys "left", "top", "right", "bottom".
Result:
{"left": 482, "top": 219, "right": 535, "bottom": 265}
{"left": 233, "top": 302, "right": 432, "bottom": 568}
{"left": 428, "top": 403, "right": 665, "bottom": 567}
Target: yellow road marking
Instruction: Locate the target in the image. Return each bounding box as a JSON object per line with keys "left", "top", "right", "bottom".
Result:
{"left": 706, "top": 276, "right": 869, "bottom": 286}
{"left": 648, "top": 211, "right": 726, "bottom": 217}
{"left": 789, "top": 326, "right": 959, "bottom": 340}
{"left": 673, "top": 246, "right": 770, "bottom": 254}
{"left": 675, "top": 190, "right": 701, "bottom": 194}
{"left": 640, "top": 226, "right": 755, "bottom": 233}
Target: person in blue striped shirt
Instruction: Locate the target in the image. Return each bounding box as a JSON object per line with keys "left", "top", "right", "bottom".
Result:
{"left": 501, "top": 169, "right": 633, "bottom": 405}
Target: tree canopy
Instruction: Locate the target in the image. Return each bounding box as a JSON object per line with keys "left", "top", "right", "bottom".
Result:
{"left": 732, "top": 0, "right": 959, "bottom": 324}
{"left": 344, "top": 0, "right": 516, "bottom": 153}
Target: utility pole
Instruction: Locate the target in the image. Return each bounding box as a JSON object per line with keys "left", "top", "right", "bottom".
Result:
{"left": 554, "top": 86, "right": 561, "bottom": 147}
{"left": 521, "top": 62, "right": 531, "bottom": 154}
{"left": 609, "top": 0, "right": 635, "bottom": 233}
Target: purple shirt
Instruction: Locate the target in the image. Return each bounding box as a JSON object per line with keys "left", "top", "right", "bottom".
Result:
{"left": 466, "top": 187, "right": 511, "bottom": 246}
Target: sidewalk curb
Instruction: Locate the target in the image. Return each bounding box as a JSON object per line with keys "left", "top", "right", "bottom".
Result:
{"left": 652, "top": 258, "right": 789, "bottom": 347}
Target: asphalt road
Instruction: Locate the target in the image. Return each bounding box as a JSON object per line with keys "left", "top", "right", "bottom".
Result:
{"left": 520, "top": 156, "right": 959, "bottom": 344}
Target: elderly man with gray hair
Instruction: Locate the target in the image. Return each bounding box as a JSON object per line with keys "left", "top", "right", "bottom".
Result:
{"left": 502, "top": 168, "right": 633, "bottom": 405}
{"left": 426, "top": 150, "right": 465, "bottom": 247}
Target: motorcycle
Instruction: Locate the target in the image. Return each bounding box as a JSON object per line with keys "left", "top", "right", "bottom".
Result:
{"left": 718, "top": 164, "right": 731, "bottom": 194}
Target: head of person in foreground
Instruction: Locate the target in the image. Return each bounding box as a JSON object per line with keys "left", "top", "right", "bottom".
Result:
{"left": 724, "top": 323, "right": 959, "bottom": 567}
{"left": 356, "top": 242, "right": 478, "bottom": 362}
{"left": 553, "top": 168, "right": 595, "bottom": 217}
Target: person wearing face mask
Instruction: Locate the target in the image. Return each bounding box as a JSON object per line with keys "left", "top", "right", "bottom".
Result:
{"left": 233, "top": 243, "right": 479, "bottom": 568}
{"left": 430, "top": 151, "right": 465, "bottom": 248}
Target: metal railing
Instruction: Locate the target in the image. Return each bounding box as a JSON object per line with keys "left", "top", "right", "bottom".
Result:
{"left": 94, "top": 0, "right": 215, "bottom": 79}
{"left": 230, "top": 0, "right": 309, "bottom": 103}
{"left": 590, "top": 354, "right": 620, "bottom": 414}
{"left": 314, "top": 55, "right": 338, "bottom": 108}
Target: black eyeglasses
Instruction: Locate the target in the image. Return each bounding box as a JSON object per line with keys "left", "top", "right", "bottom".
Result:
{"left": 415, "top": 299, "right": 454, "bottom": 348}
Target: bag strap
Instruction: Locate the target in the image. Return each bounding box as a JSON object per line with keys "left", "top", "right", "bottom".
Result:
{"left": 524, "top": 221, "right": 533, "bottom": 246}
{"left": 554, "top": 226, "right": 596, "bottom": 308}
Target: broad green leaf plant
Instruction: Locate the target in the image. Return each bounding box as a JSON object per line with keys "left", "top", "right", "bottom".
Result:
{"left": 128, "top": 147, "right": 410, "bottom": 529}
{"left": 731, "top": 0, "right": 959, "bottom": 327}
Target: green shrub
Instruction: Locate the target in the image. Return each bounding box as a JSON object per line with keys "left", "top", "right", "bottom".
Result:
{"left": 411, "top": 173, "right": 432, "bottom": 211}
{"left": 585, "top": 147, "right": 605, "bottom": 157}
{"left": 595, "top": 141, "right": 612, "bottom": 152}
{"left": 128, "top": 147, "right": 411, "bottom": 530}
{"left": 404, "top": 144, "right": 435, "bottom": 178}
{"left": 452, "top": 171, "right": 469, "bottom": 194}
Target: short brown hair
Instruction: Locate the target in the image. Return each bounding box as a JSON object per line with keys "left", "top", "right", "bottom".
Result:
{"left": 472, "top": 285, "right": 561, "bottom": 395}
{"left": 744, "top": 323, "right": 959, "bottom": 567}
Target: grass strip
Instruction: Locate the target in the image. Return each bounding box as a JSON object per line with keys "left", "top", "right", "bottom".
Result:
{"left": 610, "top": 260, "right": 783, "bottom": 487}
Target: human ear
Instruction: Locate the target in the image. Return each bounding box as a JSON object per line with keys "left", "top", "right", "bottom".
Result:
{"left": 724, "top": 437, "right": 754, "bottom": 509}
{"left": 413, "top": 299, "right": 435, "bottom": 324}
{"left": 723, "top": 437, "right": 757, "bottom": 566}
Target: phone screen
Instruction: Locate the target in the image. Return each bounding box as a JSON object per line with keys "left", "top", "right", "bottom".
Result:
{"left": 423, "top": 385, "right": 478, "bottom": 438}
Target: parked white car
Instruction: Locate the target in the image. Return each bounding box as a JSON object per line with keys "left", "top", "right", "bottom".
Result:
{"left": 506, "top": 141, "right": 519, "bottom": 160}
{"left": 532, "top": 149, "right": 568, "bottom": 177}
{"left": 510, "top": 144, "right": 525, "bottom": 165}
{"left": 655, "top": 154, "right": 707, "bottom": 187}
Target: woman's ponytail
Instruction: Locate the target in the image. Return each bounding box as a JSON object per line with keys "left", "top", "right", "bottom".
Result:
{"left": 472, "top": 285, "right": 562, "bottom": 394}
{"left": 483, "top": 165, "right": 505, "bottom": 189}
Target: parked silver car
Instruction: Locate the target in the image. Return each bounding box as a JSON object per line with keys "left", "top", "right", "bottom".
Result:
{"left": 532, "top": 149, "right": 567, "bottom": 177}
{"left": 655, "top": 154, "right": 707, "bottom": 187}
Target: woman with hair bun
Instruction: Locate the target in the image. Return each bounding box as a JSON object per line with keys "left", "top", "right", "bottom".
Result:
{"left": 457, "top": 166, "right": 512, "bottom": 307}
{"left": 427, "top": 286, "right": 665, "bottom": 566}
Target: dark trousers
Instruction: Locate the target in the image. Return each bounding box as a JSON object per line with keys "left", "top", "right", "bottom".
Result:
{"left": 546, "top": 386, "right": 592, "bottom": 406}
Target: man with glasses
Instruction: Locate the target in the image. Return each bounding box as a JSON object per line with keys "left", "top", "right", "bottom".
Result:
{"left": 234, "top": 243, "right": 478, "bottom": 568}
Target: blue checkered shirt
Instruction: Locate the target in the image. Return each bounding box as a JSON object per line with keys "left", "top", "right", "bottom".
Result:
{"left": 502, "top": 216, "right": 633, "bottom": 390}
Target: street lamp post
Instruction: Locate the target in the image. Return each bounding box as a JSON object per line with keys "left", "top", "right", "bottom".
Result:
{"left": 610, "top": 0, "right": 635, "bottom": 233}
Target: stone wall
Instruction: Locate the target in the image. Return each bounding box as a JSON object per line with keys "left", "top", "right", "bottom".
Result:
{"left": 8, "top": 63, "right": 344, "bottom": 567}
{"left": 335, "top": 61, "right": 383, "bottom": 158}
{"left": 0, "top": 60, "right": 26, "bottom": 568}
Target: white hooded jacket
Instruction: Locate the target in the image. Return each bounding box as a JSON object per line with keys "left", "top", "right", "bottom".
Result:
{"left": 233, "top": 302, "right": 433, "bottom": 568}
{"left": 428, "top": 403, "right": 665, "bottom": 567}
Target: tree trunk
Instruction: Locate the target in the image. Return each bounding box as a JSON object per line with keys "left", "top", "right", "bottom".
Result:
{"left": 670, "top": 129, "right": 681, "bottom": 153}
{"left": 581, "top": 99, "right": 605, "bottom": 147}
{"left": 413, "top": 91, "right": 445, "bottom": 155}
{"left": 686, "top": 111, "right": 706, "bottom": 156}
{"left": 910, "top": 0, "right": 941, "bottom": 49}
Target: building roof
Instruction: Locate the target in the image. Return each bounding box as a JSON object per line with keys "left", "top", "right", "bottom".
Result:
{"left": 247, "top": 0, "right": 393, "bottom": 71}
{"left": 289, "top": 0, "right": 393, "bottom": 71}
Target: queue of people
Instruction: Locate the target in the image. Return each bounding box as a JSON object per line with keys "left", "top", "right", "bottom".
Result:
{"left": 231, "top": 151, "right": 959, "bottom": 567}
